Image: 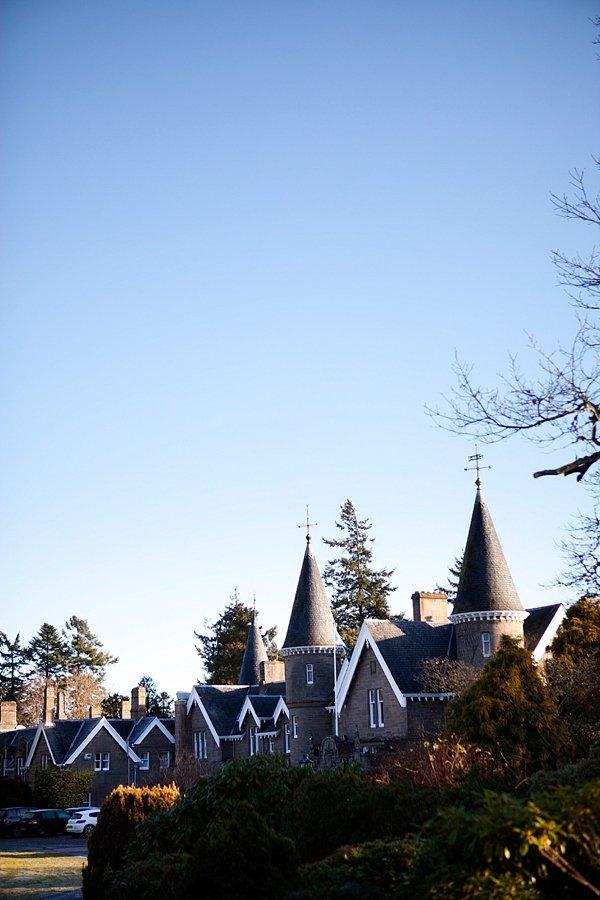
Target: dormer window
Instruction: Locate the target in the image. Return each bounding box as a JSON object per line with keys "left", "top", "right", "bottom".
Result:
{"left": 306, "top": 663, "right": 314, "bottom": 685}
{"left": 482, "top": 632, "right": 491, "bottom": 657}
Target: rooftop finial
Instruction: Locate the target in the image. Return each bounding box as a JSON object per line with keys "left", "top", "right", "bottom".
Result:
{"left": 299, "top": 505, "right": 317, "bottom": 543}
{"left": 464, "top": 444, "right": 491, "bottom": 487}
{"left": 253, "top": 591, "right": 256, "bottom": 616}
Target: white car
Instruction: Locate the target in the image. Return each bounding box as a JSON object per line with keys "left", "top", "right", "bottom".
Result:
{"left": 66, "top": 807, "right": 100, "bottom": 838}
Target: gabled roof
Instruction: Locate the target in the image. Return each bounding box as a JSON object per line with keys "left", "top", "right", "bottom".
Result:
{"left": 131, "top": 717, "right": 175, "bottom": 745}
{"left": 188, "top": 685, "right": 250, "bottom": 741}
{"left": 524, "top": 603, "right": 565, "bottom": 662}
{"left": 238, "top": 613, "right": 269, "bottom": 685}
{"left": 283, "top": 536, "right": 336, "bottom": 649}
{"left": 365, "top": 619, "right": 455, "bottom": 694}
{"left": 453, "top": 486, "right": 524, "bottom": 615}
{"left": 64, "top": 718, "right": 141, "bottom": 765}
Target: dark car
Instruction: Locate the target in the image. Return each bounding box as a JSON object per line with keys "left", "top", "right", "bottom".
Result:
{"left": 0, "top": 807, "right": 37, "bottom": 837}
{"left": 19, "top": 808, "right": 71, "bottom": 837}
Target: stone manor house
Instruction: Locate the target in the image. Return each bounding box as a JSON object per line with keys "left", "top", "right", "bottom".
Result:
{"left": 0, "top": 483, "right": 566, "bottom": 802}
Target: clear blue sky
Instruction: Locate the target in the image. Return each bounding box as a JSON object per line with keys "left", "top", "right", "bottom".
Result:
{"left": 1, "top": 0, "right": 598, "bottom": 699}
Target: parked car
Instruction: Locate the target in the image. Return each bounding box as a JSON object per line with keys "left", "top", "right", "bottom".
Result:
{"left": 0, "top": 807, "right": 36, "bottom": 837}
{"left": 66, "top": 807, "right": 100, "bottom": 838}
{"left": 19, "top": 808, "right": 71, "bottom": 837}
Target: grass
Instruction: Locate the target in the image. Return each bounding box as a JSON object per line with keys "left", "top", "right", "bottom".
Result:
{"left": 0, "top": 851, "right": 86, "bottom": 898}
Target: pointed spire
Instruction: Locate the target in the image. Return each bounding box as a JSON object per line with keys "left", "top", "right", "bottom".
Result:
{"left": 283, "top": 535, "right": 336, "bottom": 648}
{"left": 238, "top": 608, "right": 268, "bottom": 685}
{"left": 453, "top": 485, "right": 524, "bottom": 616}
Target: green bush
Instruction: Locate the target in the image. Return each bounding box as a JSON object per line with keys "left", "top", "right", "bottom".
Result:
{"left": 82, "top": 783, "right": 180, "bottom": 900}
{"left": 181, "top": 800, "right": 299, "bottom": 900}
{"left": 104, "top": 854, "right": 188, "bottom": 900}
{"left": 34, "top": 765, "right": 95, "bottom": 808}
{"left": 299, "top": 838, "right": 415, "bottom": 895}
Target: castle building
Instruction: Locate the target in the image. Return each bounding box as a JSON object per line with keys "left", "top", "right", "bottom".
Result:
{"left": 0, "top": 483, "right": 567, "bottom": 798}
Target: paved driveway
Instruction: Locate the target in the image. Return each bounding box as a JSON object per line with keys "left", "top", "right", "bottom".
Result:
{"left": 0, "top": 834, "right": 89, "bottom": 855}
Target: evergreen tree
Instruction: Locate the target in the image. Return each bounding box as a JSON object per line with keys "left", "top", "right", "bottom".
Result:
{"left": 101, "top": 692, "right": 129, "bottom": 718}
{"left": 138, "top": 675, "right": 174, "bottom": 717}
{"left": 445, "top": 636, "right": 571, "bottom": 775}
{"left": 435, "top": 552, "right": 464, "bottom": 602}
{"left": 550, "top": 594, "right": 600, "bottom": 661}
{"left": 0, "top": 632, "right": 27, "bottom": 700}
{"left": 195, "top": 590, "right": 278, "bottom": 684}
{"left": 63, "top": 615, "right": 118, "bottom": 678}
{"left": 322, "top": 500, "right": 396, "bottom": 647}
{"left": 27, "top": 623, "right": 69, "bottom": 681}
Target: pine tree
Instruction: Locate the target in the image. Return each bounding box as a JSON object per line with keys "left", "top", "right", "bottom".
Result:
{"left": 0, "top": 632, "right": 27, "bottom": 700}
{"left": 63, "top": 616, "right": 118, "bottom": 678}
{"left": 195, "top": 590, "right": 278, "bottom": 684}
{"left": 435, "top": 552, "right": 464, "bottom": 602}
{"left": 322, "top": 500, "right": 396, "bottom": 647}
{"left": 27, "top": 623, "right": 69, "bottom": 681}
{"left": 138, "top": 675, "right": 174, "bottom": 717}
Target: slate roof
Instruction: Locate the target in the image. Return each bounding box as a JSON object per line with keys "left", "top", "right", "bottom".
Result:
{"left": 45, "top": 720, "right": 85, "bottom": 760}
{"left": 283, "top": 536, "right": 336, "bottom": 648}
{"left": 194, "top": 685, "right": 250, "bottom": 736}
{"left": 238, "top": 613, "right": 269, "bottom": 685}
{"left": 453, "top": 486, "right": 524, "bottom": 615}
{"left": 365, "top": 618, "right": 455, "bottom": 694}
{"left": 247, "top": 695, "right": 279, "bottom": 719}
{"left": 261, "top": 680, "right": 286, "bottom": 698}
{"left": 524, "top": 604, "right": 563, "bottom": 654}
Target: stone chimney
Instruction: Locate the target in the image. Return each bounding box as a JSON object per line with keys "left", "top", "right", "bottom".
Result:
{"left": 259, "top": 659, "right": 285, "bottom": 692}
{"left": 120, "top": 698, "right": 132, "bottom": 719}
{"left": 89, "top": 705, "right": 102, "bottom": 718}
{"left": 174, "top": 693, "right": 189, "bottom": 764}
{"left": 43, "top": 684, "right": 55, "bottom": 725}
{"left": 55, "top": 691, "right": 67, "bottom": 720}
{"left": 412, "top": 591, "right": 449, "bottom": 625}
{"left": 131, "top": 686, "right": 147, "bottom": 719}
{"left": 0, "top": 701, "right": 17, "bottom": 732}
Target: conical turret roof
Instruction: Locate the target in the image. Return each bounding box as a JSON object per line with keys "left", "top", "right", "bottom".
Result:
{"left": 238, "top": 612, "right": 269, "bottom": 685}
{"left": 453, "top": 485, "right": 524, "bottom": 616}
{"left": 283, "top": 536, "right": 335, "bottom": 649}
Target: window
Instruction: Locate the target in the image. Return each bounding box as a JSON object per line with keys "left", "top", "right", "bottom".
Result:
{"left": 249, "top": 726, "right": 256, "bottom": 756}
{"left": 94, "top": 752, "right": 110, "bottom": 771}
{"left": 284, "top": 723, "right": 290, "bottom": 753}
{"left": 376, "top": 689, "right": 384, "bottom": 727}
{"left": 158, "top": 751, "right": 170, "bottom": 770}
{"left": 368, "top": 689, "right": 377, "bottom": 728}
{"left": 306, "top": 663, "right": 314, "bottom": 685}
{"left": 268, "top": 737, "right": 274, "bottom": 753}
{"left": 194, "top": 731, "right": 207, "bottom": 760}
{"left": 292, "top": 715, "right": 298, "bottom": 739}
{"left": 41, "top": 754, "right": 49, "bottom": 770}
{"left": 17, "top": 757, "right": 24, "bottom": 774}
{"left": 368, "top": 689, "right": 384, "bottom": 728}
{"left": 139, "top": 751, "right": 150, "bottom": 770}
{"left": 482, "top": 632, "right": 491, "bottom": 657}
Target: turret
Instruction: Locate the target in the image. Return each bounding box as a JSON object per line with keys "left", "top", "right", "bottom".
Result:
{"left": 450, "top": 481, "right": 528, "bottom": 667}
{"left": 282, "top": 534, "right": 341, "bottom": 765}
{"left": 238, "top": 610, "right": 269, "bottom": 685}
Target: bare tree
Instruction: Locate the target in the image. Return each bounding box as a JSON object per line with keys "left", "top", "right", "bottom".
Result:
{"left": 429, "top": 159, "right": 600, "bottom": 484}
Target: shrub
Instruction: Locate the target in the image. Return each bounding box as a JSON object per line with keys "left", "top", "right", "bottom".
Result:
{"left": 181, "top": 800, "right": 299, "bottom": 900}
{"left": 34, "top": 764, "right": 95, "bottom": 808}
{"left": 82, "top": 783, "right": 179, "bottom": 900}
{"left": 299, "top": 838, "right": 415, "bottom": 895}
{"left": 104, "top": 854, "right": 188, "bottom": 900}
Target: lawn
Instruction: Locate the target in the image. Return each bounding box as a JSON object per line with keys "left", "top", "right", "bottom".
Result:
{"left": 0, "top": 851, "right": 86, "bottom": 898}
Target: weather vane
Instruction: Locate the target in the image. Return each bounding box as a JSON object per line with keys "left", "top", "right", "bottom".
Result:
{"left": 464, "top": 444, "right": 491, "bottom": 486}
{"left": 299, "top": 506, "right": 317, "bottom": 541}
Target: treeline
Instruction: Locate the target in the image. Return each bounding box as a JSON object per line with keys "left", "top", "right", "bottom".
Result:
{"left": 0, "top": 618, "right": 173, "bottom": 724}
